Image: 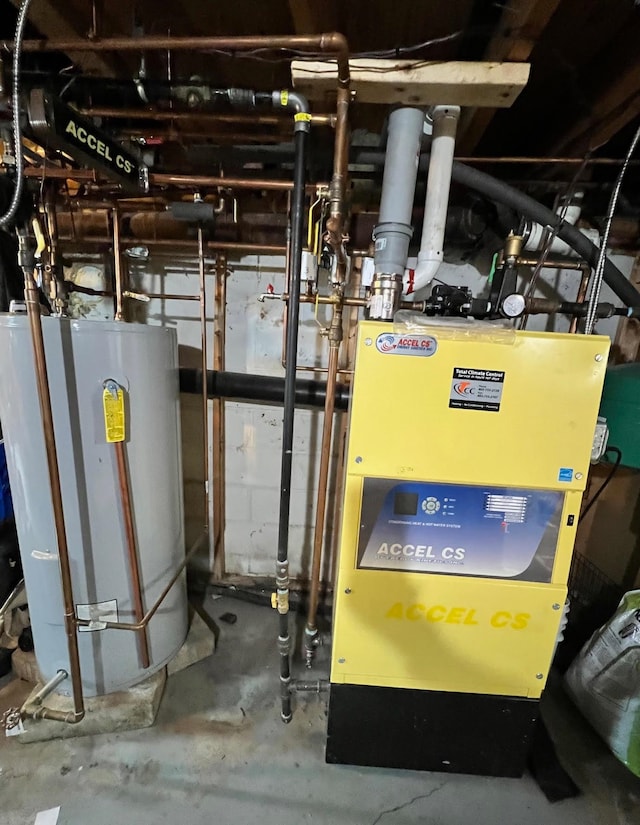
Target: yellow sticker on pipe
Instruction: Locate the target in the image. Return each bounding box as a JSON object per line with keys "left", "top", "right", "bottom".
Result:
{"left": 103, "top": 386, "right": 125, "bottom": 443}
{"left": 280, "top": 90, "right": 289, "bottom": 107}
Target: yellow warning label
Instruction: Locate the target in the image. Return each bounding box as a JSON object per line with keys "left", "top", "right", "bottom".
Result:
{"left": 102, "top": 387, "right": 126, "bottom": 443}
{"left": 280, "top": 90, "right": 289, "bottom": 107}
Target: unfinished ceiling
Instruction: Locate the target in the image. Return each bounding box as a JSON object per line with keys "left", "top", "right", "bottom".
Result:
{"left": 1, "top": 0, "right": 639, "bottom": 165}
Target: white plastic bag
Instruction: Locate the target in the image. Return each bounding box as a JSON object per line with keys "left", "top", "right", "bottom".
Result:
{"left": 565, "top": 590, "right": 640, "bottom": 776}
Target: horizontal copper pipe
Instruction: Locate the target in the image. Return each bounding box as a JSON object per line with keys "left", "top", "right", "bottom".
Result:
{"left": 74, "top": 531, "right": 208, "bottom": 632}
{"left": 294, "top": 294, "right": 425, "bottom": 310}
{"left": 81, "top": 107, "right": 336, "bottom": 128}
{"left": 145, "top": 293, "right": 200, "bottom": 301}
{"left": 21, "top": 167, "right": 326, "bottom": 192}
{"left": 120, "top": 130, "right": 287, "bottom": 144}
{"left": 152, "top": 173, "right": 306, "bottom": 191}
{"left": 70, "top": 285, "right": 201, "bottom": 301}
{"left": 517, "top": 257, "right": 588, "bottom": 271}
{"left": 58, "top": 235, "right": 286, "bottom": 254}
{"left": 5, "top": 32, "right": 350, "bottom": 85}
{"left": 456, "top": 156, "right": 640, "bottom": 166}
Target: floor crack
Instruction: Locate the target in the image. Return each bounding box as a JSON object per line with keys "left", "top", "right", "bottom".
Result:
{"left": 370, "top": 780, "right": 448, "bottom": 825}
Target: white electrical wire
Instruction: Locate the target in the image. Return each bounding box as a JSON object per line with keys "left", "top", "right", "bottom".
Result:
{"left": 585, "top": 121, "right": 640, "bottom": 334}
{"left": 0, "top": 0, "right": 33, "bottom": 228}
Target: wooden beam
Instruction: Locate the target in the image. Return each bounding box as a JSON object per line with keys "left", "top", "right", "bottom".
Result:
{"left": 292, "top": 59, "right": 530, "bottom": 107}
{"left": 484, "top": 0, "right": 563, "bottom": 62}
{"left": 457, "top": 0, "right": 561, "bottom": 153}
{"left": 10, "top": 0, "right": 118, "bottom": 76}
{"left": 550, "top": 60, "right": 640, "bottom": 156}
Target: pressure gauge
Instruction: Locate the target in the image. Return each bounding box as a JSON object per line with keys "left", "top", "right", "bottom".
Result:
{"left": 501, "top": 293, "right": 526, "bottom": 319}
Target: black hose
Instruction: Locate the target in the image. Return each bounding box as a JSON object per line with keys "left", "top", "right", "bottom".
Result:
{"left": 178, "top": 368, "right": 350, "bottom": 411}
{"left": 356, "top": 150, "right": 640, "bottom": 307}
{"left": 277, "top": 125, "right": 307, "bottom": 723}
{"left": 449, "top": 161, "right": 640, "bottom": 308}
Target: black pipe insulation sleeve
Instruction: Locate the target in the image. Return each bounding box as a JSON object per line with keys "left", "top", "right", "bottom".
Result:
{"left": 277, "top": 124, "right": 308, "bottom": 723}
{"left": 355, "top": 151, "right": 640, "bottom": 308}
{"left": 179, "top": 367, "right": 350, "bottom": 411}
{"left": 449, "top": 161, "right": 640, "bottom": 308}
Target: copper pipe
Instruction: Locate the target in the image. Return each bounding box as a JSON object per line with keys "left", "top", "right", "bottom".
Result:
{"left": 295, "top": 293, "right": 425, "bottom": 310}
{"left": 212, "top": 254, "right": 227, "bottom": 581}
{"left": 295, "top": 364, "right": 354, "bottom": 376}
{"left": 304, "top": 329, "right": 340, "bottom": 666}
{"left": 517, "top": 256, "right": 586, "bottom": 271}
{"left": 54, "top": 236, "right": 287, "bottom": 254}
{"left": 22, "top": 167, "right": 327, "bottom": 193}
{"left": 197, "top": 226, "right": 211, "bottom": 547}
{"left": 114, "top": 440, "right": 150, "bottom": 668}
{"left": 455, "top": 156, "right": 640, "bottom": 166}
{"left": 7, "top": 32, "right": 351, "bottom": 85}
{"left": 141, "top": 293, "right": 201, "bottom": 301}
{"left": 325, "top": 86, "right": 350, "bottom": 282}
{"left": 152, "top": 173, "right": 307, "bottom": 192}
{"left": 23, "top": 270, "right": 84, "bottom": 723}
{"left": 71, "top": 285, "right": 201, "bottom": 302}
{"left": 81, "top": 107, "right": 336, "bottom": 127}
{"left": 75, "top": 531, "right": 208, "bottom": 631}
{"left": 111, "top": 207, "right": 124, "bottom": 320}
{"left": 570, "top": 267, "right": 592, "bottom": 334}
{"left": 122, "top": 129, "right": 289, "bottom": 145}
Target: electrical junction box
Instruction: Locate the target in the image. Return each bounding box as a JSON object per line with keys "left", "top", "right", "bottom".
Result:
{"left": 326, "top": 319, "right": 609, "bottom": 776}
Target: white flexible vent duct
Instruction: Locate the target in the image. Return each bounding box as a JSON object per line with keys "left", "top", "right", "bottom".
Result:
{"left": 406, "top": 105, "right": 460, "bottom": 297}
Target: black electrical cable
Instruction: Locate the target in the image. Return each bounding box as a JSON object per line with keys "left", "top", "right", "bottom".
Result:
{"left": 579, "top": 447, "right": 623, "bottom": 524}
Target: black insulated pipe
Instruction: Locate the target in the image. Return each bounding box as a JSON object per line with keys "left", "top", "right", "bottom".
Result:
{"left": 179, "top": 368, "right": 350, "bottom": 411}
{"left": 356, "top": 151, "right": 640, "bottom": 308}
{"left": 277, "top": 115, "right": 309, "bottom": 724}
{"left": 448, "top": 161, "right": 640, "bottom": 308}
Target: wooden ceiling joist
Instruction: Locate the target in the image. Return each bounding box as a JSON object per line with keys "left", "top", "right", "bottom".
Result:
{"left": 457, "top": 0, "right": 562, "bottom": 153}
{"left": 10, "top": 0, "right": 120, "bottom": 76}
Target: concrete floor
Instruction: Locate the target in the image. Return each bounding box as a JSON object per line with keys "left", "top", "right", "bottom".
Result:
{"left": 2, "top": 595, "right": 640, "bottom": 825}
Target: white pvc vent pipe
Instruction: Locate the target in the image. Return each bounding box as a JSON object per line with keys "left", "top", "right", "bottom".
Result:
{"left": 407, "top": 105, "right": 460, "bottom": 296}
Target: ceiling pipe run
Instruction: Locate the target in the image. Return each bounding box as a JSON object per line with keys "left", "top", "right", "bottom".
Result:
{"left": 2, "top": 32, "right": 351, "bottom": 86}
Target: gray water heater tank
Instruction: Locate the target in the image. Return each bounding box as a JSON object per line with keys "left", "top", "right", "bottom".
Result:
{"left": 0, "top": 316, "right": 188, "bottom": 696}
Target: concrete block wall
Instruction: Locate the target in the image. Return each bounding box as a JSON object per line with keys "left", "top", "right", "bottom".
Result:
{"left": 126, "top": 253, "right": 338, "bottom": 579}
{"left": 65, "top": 249, "right": 633, "bottom": 581}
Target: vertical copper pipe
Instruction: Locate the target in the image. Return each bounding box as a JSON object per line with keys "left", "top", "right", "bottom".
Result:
{"left": 325, "top": 86, "right": 350, "bottom": 283}
{"left": 212, "top": 254, "right": 227, "bottom": 580}
{"left": 114, "top": 440, "right": 150, "bottom": 668}
{"left": 570, "top": 265, "right": 591, "bottom": 334}
{"left": 304, "top": 312, "right": 341, "bottom": 666}
{"left": 198, "top": 226, "right": 211, "bottom": 546}
{"left": 23, "top": 271, "right": 84, "bottom": 722}
{"left": 112, "top": 207, "right": 124, "bottom": 321}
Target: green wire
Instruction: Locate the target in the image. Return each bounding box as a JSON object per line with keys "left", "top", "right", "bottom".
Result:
{"left": 488, "top": 252, "right": 499, "bottom": 285}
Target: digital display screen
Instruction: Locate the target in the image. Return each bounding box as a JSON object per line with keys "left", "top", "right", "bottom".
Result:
{"left": 393, "top": 492, "right": 419, "bottom": 516}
